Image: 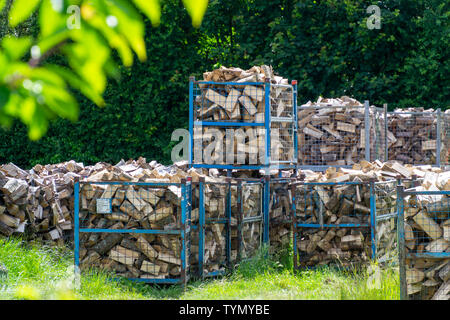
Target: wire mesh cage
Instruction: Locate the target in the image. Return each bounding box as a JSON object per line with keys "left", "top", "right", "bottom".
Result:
{"left": 373, "top": 180, "right": 399, "bottom": 265}
{"left": 297, "top": 103, "right": 387, "bottom": 170}
{"left": 189, "top": 78, "right": 297, "bottom": 170}
{"left": 387, "top": 109, "right": 449, "bottom": 166}
{"left": 397, "top": 185, "right": 450, "bottom": 300}
{"left": 239, "top": 181, "right": 263, "bottom": 261}
{"left": 291, "top": 181, "right": 375, "bottom": 269}
{"left": 74, "top": 180, "right": 191, "bottom": 285}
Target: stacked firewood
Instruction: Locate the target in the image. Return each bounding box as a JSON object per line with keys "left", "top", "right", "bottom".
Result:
{"left": 0, "top": 158, "right": 204, "bottom": 244}
{"left": 0, "top": 161, "right": 81, "bottom": 243}
{"left": 388, "top": 108, "right": 450, "bottom": 166}
{"left": 268, "top": 180, "right": 292, "bottom": 253}
{"left": 403, "top": 171, "right": 450, "bottom": 300}
{"left": 298, "top": 96, "right": 386, "bottom": 166}
{"left": 293, "top": 182, "right": 372, "bottom": 267}
{"left": 193, "top": 65, "right": 295, "bottom": 166}
{"left": 78, "top": 181, "right": 188, "bottom": 280}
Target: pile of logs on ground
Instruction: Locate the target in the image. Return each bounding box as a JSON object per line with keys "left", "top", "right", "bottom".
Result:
{"left": 193, "top": 65, "right": 294, "bottom": 166}
{"left": 268, "top": 180, "right": 292, "bottom": 253}
{"left": 388, "top": 108, "right": 450, "bottom": 166}
{"left": 402, "top": 170, "right": 450, "bottom": 300}
{"left": 298, "top": 97, "right": 386, "bottom": 166}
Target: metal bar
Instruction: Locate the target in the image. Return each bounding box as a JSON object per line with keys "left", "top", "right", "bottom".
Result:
{"left": 226, "top": 181, "right": 232, "bottom": 269}
{"left": 401, "top": 190, "right": 450, "bottom": 196}
{"left": 370, "top": 180, "right": 376, "bottom": 260}
{"left": 292, "top": 80, "right": 298, "bottom": 170}
{"left": 296, "top": 223, "right": 369, "bottom": 228}
{"left": 365, "top": 100, "right": 370, "bottom": 161}
{"left": 196, "top": 81, "right": 264, "bottom": 86}
{"left": 397, "top": 184, "right": 407, "bottom": 300}
{"left": 264, "top": 79, "right": 271, "bottom": 168}
{"left": 291, "top": 184, "right": 298, "bottom": 273}
{"left": 384, "top": 103, "right": 388, "bottom": 162}
{"left": 436, "top": 108, "right": 441, "bottom": 167}
{"left": 263, "top": 176, "right": 270, "bottom": 244}
{"left": 189, "top": 76, "right": 194, "bottom": 167}
{"left": 180, "top": 179, "right": 187, "bottom": 286}
{"left": 198, "top": 178, "right": 205, "bottom": 278}
{"left": 406, "top": 252, "right": 450, "bottom": 259}
{"left": 79, "top": 228, "right": 182, "bottom": 235}
{"left": 237, "top": 181, "right": 243, "bottom": 264}
{"left": 74, "top": 180, "right": 80, "bottom": 269}
{"left": 194, "top": 121, "right": 265, "bottom": 127}
{"left": 80, "top": 181, "right": 183, "bottom": 187}
{"left": 242, "top": 216, "right": 264, "bottom": 223}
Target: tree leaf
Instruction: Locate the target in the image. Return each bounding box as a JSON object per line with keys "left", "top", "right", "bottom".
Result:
{"left": 132, "top": 0, "right": 161, "bottom": 27}
{"left": 9, "top": 0, "right": 41, "bottom": 27}
{"left": 1, "top": 36, "right": 32, "bottom": 61}
{"left": 182, "top": 0, "right": 208, "bottom": 28}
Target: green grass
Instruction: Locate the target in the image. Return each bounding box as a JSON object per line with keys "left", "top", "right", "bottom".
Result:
{"left": 0, "top": 238, "right": 400, "bottom": 300}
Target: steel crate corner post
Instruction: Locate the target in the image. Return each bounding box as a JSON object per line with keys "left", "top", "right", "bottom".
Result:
{"left": 263, "top": 175, "right": 270, "bottom": 245}
{"left": 369, "top": 179, "right": 376, "bottom": 260}
{"left": 74, "top": 178, "right": 80, "bottom": 270}
{"left": 364, "top": 100, "right": 371, "bottom": 162}
{"left": 436, "top": 108, "right": 441, "bottom": 167}
{"left": 75, "top": 180, "right": 191, "bottom": 285}
{"left": 396, "top": 184, "right": 408, "bottom": 300}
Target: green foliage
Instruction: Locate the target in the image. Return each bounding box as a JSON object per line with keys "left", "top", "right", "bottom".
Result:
{"left": 0, "top": 0, "right": 448, "bottom": 168}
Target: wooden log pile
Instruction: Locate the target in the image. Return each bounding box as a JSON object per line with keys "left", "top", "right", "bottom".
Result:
{"left": 387, "top": 108, "right": 442, "bottom": 165}
{"left": 403, "top": 170, "right": 450, "bottom": 300}
{"left": 78, "top": 180, "right": 188, "bottom": 280}
{"left": 268, "top": 181, "right": 292, "bottom": 253}
{"left": 193, "top": 65, "right": 294, "bottom": 166}
{"left": 298, "top": 97, "right": 386, "bottom": 166}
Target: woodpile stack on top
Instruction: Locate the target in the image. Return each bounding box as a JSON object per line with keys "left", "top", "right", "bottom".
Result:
{"left": 298, "top": 96, "right": 386, "bottom": 166}
{"left": 193, "top": 65, "right": 295, "bottom": 166}
{"left": 402, "top": 170, "right": 450, "bottom": 300}
{"left": 387, "top": 108, "right": 450, "bottom": 166}
{"left": 0, "top": 158, "right": 206, "bottom": 244}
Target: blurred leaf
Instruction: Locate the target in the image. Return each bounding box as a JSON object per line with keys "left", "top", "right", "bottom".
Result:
{"left": 0, "top": 86, "right": 10, "bottom": 108}
{"left": 39, "top": 0, "right": 66, "bottom": 37}
{"left": 9, "top": 0, "right": 41, "bottom": 27}
{"left": 0, "top": 0, "right": 7, "bottom": 12}
{"left": 133, "top": 0, "right": 161, "bottom": 27}
{"left": 1, "top": 36, "right": 32, "bottom": 61}
{"left": 182, "top": 0, "right": 208, "bottom": 28}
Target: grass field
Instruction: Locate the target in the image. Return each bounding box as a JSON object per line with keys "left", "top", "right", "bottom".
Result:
{"left": 0, "top": 238, "right": 400, "bottom": 300}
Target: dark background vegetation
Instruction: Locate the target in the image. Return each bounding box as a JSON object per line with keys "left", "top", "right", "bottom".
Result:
{"left": 0, "top": 0, "right": 448, "bottom": 168}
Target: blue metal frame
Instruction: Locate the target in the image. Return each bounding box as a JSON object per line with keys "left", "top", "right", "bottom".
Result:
{"left": 188, "top": 77, "right": 298, "bottom": 171}
{"left": 74, "top": 180, "right": 191, "bottom": 286}
{"left": 291, "top": 180, "right": 380, "bottom": 271}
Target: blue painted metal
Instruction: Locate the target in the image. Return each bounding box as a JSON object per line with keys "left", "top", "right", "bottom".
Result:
{"left": 76, "top": 180, "right": 189, "bottom": 286}
{"left": 296, "top": 223, "right": 369, "bottom": 228}
{"left": 264, "top": 79, "right": 271, "bottom": 168}
{"left": 189, "top": 77, "right": 194, "bottom": 166}
{"left": 293, "top": 80, "right": 298, "bottom": 174}
{"left": 194, "top": 121, "right": 265, "bottom": 127}
{"left": 297, "top": 165, "right": 354, "bottom": 171}
{"left": 226, "top": 181, "right": 232, "bottom": 268}
{"left": 180, "top": 180, "right": 187, "bottom": 284}
{"left": 198, "top": 179, "right": 205, "bottom": 278}
{"left": 263, "top": 176, "right": 270, "bottom": 244}
{"left": 79, "top": 228, "right": 182, "bottom": 235}
{"left": 189, "top": 78, "right": 296, "bottom": 171}
{"left": 370, "top": 181, "right": 376, "bottom": 260}
{"left": 74, "top": 181, "right": 80, "bottom": 268}
{"left": 436, "top": 108, "right": 442, "bottom": 167}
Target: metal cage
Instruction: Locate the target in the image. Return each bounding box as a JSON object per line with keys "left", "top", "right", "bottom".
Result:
{"left": 387, "top": 109, "right": 449, "bottom": 167}
{"left": 74, "top": 179, "right": 191, "bottom": 285}
{"left": 189, "top": 77, "right": 298, "bottom": 171}
{"left": 397, "top": 185, "right": 450, "bottom": 300}
{"left": 297, "top": 102, "right": 387, "bottom": 171}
